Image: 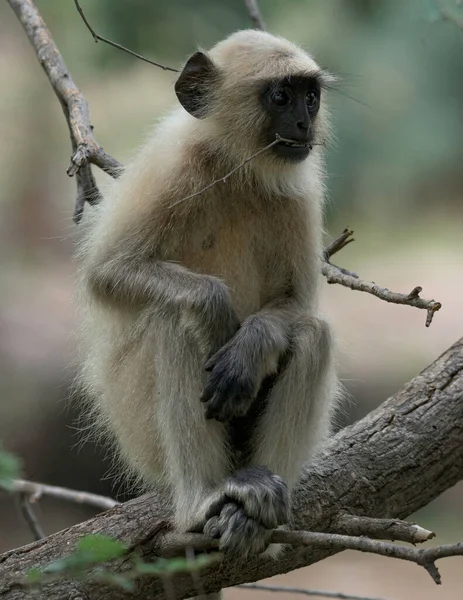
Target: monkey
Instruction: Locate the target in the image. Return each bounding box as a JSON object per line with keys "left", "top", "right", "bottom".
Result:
{"left": 76, "top": 29, "right": 341, "bottom": 560}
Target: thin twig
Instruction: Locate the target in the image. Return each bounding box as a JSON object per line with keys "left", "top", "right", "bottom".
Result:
{"left": 169, "top": 135, "right": 308, "bottom": 208}
{"left": 7, "top": 0, "right": 122, "bottom": 223}
{"left": 321, "top": 229, "right": 442, "bottom": 327}
{"left": 244, "top": 0, "right": 266, "bottom": 30}
{"left": 238, "top": 583, "right": 386, "bottom": 600}
{"left": 73, "top": 0, "right": 178, "bottom": 72}
{"left": 11, "top": 479, "right": 119, "bottom": 511}
{"left": 16, "top": 493, "right": 45, "bottom": 541}
{"left": 324, "top": 228, "right": 355, "bottom": 261}
{"left": 163, "top": 529, "right": 463, "bottom": 585}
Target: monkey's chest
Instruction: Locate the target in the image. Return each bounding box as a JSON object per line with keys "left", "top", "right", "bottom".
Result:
{"left": 179, "top": 220, "right": 290, "bottom": 319}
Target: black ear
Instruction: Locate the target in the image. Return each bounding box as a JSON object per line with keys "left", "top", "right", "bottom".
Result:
{"left": 175, "top": 52, "right": 218, "bottom": 119}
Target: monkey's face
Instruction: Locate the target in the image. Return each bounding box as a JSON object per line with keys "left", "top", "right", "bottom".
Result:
{"left": 260, "top": 75, "right": 321, "bottom": 163}
{"left": 175, "top": 31, "right": 332, "bottom": 167}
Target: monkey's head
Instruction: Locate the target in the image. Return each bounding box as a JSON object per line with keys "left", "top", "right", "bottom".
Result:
{"left": 175, "top": 30, "right": 334, "bottom": 166}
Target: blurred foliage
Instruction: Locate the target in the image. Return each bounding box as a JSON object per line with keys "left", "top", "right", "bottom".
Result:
{"left": 0, "top": 445, "right": 21, "bottom": 491}
{"left": 17, "top": 0, "right": 462, "bottom": 221}
{"left": 26, "top": 533, "right": 218, "bottom": 592}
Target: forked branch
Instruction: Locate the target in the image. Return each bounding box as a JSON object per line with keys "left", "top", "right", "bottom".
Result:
{"left": 322, "top": 229, "right": 442, "bottom": 327}
{"left": 7, "top": 0, "right": 122, "bottom": 223}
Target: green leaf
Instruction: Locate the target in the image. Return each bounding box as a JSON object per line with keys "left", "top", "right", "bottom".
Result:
{"left": 42, "top": 535, "right": 128, "bottom": 576}
{"left": 25, "top": 568, "right": 43, "bottom": 583}
{"left": 0, "top": 446, "right": 22, "bottom": 491}
{"left": 96, "top": 573, "right": 135, "bottom": 592}
{"left": 76, "top": 534, "right": 128, "bottom": 562}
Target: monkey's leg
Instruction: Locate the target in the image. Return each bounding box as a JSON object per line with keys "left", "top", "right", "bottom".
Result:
{"left": 203, "top": 316, "right": 338, "bottom": 557}
{"left": 154, "top": 322, "right": 233, "bottom": 533}
{"left": 251, "top": 315, "right": 338, "bottom": 488}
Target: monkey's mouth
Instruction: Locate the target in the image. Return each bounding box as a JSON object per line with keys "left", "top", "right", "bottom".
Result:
{"left": 281, "top": 141, "right": 312, "bottom": 148}
{"left": 274, "top": 139, "right": 312, "bottom": 162}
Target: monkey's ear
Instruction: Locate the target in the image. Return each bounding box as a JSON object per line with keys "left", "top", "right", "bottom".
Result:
{"left": 175, "top": 52, "right": 218, "bottom": 119}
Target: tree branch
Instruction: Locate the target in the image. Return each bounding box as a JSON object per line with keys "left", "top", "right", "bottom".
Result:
{"left": 16, "top": 494, "right": 45, "bottom": 541}
{"left": 244, "top": 0, "right": 266, "bottom": 30}
{"left": 73, "top": 0, "right": 178, "bottom": 72}
{"left": 1, "top": 337, "right": 462, "bottom": 599}
{"left": 239, "top": 583, "right": 386, "bottom": 600}
{"left": 7, "top": 0, "right": 122, "bottom": 223}
{"left": 10, "top": 479, "right": 119, "bottom": 512}
{"left": 321, "top": 229, "right": 442, "bottom": 327}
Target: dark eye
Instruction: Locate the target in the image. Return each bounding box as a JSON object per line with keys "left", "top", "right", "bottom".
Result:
{"left": 270, "top": 88, "right": 290, "bottom": 107}
{"left": 306, "top": 90, "right": 319, "bottom": 111}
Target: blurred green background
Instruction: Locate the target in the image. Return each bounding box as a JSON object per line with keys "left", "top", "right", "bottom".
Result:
{"left": 0, "top": 1, "right": 462, "bottom": 598}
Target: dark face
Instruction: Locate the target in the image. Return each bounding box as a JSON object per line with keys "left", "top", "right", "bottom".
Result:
{"left": 261, "top": 75, "right": 321, "bottom": 163}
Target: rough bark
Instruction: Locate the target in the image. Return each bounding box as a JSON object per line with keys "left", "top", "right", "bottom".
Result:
{"left": 1, "top": 338, "right": 462, "bottom": 600}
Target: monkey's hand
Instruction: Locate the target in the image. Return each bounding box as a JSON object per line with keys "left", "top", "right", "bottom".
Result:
{"left": 200, "top": 341, "right": 260, "bottom": 421}
{"left": 203, "top": 467, "right": 290, "bottom": 557}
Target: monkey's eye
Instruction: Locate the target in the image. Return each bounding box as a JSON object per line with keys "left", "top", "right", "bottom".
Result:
{"left": 306, "top": 91, "right": 319, "bottom": 111}
{"left": 270, "top": 88, "right": 290, "bottom": 107}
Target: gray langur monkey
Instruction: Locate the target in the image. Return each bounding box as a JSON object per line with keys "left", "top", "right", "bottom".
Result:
{"left": 77, "top": 29, "right": 342, "bottom": 559}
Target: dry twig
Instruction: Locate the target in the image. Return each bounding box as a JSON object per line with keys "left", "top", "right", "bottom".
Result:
{"left": 169, "top": 136, "right": 316, "bottom": 208}
{"left": 16, "top": 493, "right": 45, "bottom": 541}
{"left": 7, "top": 0, "right": 122, "bottom": 223}
{"left": 244, "top": 0, "right": 266, "bottom": 30}
{"left": 11, "top": 479, "right": 119, "bottom": 512}
{"left": 322, "top": 229, "right": 442, "bottom": 327}
{"left": 334, "top": 513, "right": 435, "bottom": 544}
{"left": 238, "top": 583, "right": 386, "bottom": 600}
{"left": 73, "top": 0, "right": 178, "bottom": 72}
{"left": 156, "top": 527, "right": 462, "bottom": 586}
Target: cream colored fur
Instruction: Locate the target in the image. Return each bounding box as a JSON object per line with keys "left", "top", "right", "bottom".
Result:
{"left": 76, "top": 29, "right": 340, "bottom": 543}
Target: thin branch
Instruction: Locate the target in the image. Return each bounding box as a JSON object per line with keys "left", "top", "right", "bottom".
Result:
{"left": 16, "top": 493, "right": 45, "bottom": 541}
{"left": 238, "top": 583, "right": 386, "bottom": 600}
{"left": 169, "top": 135, "right": 309, "bottom": 208}
{"left": 73, "top": 0, "right": 178, "bottom": 72}
{"left": 11, "top": 479, "right": 120, "bottom": 512}
{"left": 244, "top": 0, "right": 266, "bottom": 30}
{"left": 434, "top": 0, "right": 463, "bottom": 31}
{"left": 7, "top": 0, "right": 122, "bottom": 223}
{"left": 321, "top": 229, "right": 442, "bottom": 327}
{"left": 155, "top": 528, "right": 463, "bottom": 585}
{"left": 334, "top": 513, "right": 435, "bottom": 544}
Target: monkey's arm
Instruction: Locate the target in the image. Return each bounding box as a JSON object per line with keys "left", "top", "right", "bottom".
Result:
{"left": 86, "top": 250, "right": 239, "bottom": 345}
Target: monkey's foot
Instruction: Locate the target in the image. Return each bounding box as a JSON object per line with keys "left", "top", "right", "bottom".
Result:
{"left": 204, "top": 502, "right": 272, "bottom": 556}
{"left": 203, "top": 467, "right": 290, "bottom": 556}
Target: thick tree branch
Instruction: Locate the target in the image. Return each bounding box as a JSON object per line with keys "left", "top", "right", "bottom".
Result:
{"left": 7, "top": 0, "right": 122, "bottom": 223}
{"left": 1, "top": 338, "right": 462, "bottom": 599}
